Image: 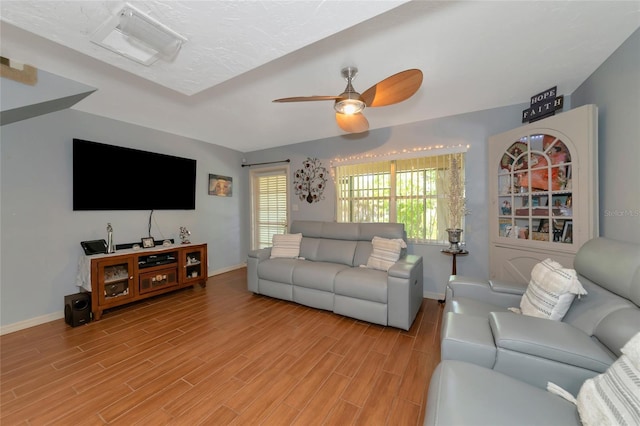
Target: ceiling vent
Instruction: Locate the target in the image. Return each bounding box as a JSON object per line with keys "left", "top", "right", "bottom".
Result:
{"left": 91, "top": 3, "right": 187, "bottom": 66}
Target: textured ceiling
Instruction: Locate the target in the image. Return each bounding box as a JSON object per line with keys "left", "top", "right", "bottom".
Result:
{"left": 1, "top": 1, "right": 639, "bottom": 152}
{"left": 0, "top": 1, "right": 407, "bottom": 95}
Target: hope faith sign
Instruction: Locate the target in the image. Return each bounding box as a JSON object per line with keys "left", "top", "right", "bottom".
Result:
{"left": 522, "top": 86, "right": 564, "bottom": 123}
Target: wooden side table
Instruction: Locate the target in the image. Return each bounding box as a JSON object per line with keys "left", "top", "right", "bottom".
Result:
{"left": 439, "top": 249, "right": 469, "bottom": 303}
{"left": 440, "top": 248, "right": 469, "bottom": 275}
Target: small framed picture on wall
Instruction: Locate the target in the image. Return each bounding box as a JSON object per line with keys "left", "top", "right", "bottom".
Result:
{"left": 209, "top": 174, "right": 233, "bottom": 197}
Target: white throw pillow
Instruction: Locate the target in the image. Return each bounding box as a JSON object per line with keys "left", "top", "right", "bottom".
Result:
{"left": 365, "top": 236, "right": 407, "bottom": 272}
{"left": 270, "top": 233, "right": 303, "bottom": 259}
{"left": 622, "top": 332, "right": 640, "bottom": 371}
{"left": 519, "top": 258, "right": 587, "bottom": 320}
{"left": 576, "top": 332, "right": 640, "bottom": 426}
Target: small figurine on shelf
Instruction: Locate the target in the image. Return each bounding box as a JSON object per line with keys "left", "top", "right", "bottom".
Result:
{"left": 106, "top": 223, "right": 116, "bottom": 253}
{"left": 501, "top": 200, "right": 512, "bottom": 215}
{"left": 179, "top": 227, "right": 191, "bottom": 244}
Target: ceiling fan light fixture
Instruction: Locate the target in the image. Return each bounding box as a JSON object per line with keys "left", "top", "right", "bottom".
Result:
{"left": 91, "top": 3, "right": 187, "bottom": 66}
{"left": 334, "top": 67, "right": 365, "bottom": 115}
{"left": 273, "top": 67, "right": 421, "bottom": 133}
{"left": 334, "top": 98, "right": 365, "bottom": 115}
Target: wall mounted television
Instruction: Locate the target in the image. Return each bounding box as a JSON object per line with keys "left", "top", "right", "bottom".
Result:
{"left": 73, "top": 139, "right": 197, "bottom": 210}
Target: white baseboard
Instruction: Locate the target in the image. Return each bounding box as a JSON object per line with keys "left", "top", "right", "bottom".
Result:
{"left": 1, "top": 311, "right": 64, "bottom": 336}
{"left": 2, "top": 264, "right": 248, "bottom": 336}
{"left": 209, "top": 263, "right": 246, "bottom": 276}
{"left": 423, "top": 291, "right": 445, "bottom": 300}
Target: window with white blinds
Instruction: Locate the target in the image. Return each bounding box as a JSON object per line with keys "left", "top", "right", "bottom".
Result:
{"left": 251, "top": 167, "right": 289, "bottom": 249}
{"left": 335, "top": 152, "right": 465, "bottom": 243}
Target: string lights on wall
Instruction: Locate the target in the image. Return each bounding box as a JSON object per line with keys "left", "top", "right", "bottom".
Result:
{"left": 330, "top": 143, "right": 470, "bottom": 168}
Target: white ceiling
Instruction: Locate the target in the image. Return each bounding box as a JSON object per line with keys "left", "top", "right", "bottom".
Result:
{"left": 1, "top": 1, "right": 639, "bottom": 153}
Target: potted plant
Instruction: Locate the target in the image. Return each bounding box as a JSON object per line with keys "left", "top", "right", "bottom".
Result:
{"left": 446, "top": 154, "right": 466, "bottom": 252}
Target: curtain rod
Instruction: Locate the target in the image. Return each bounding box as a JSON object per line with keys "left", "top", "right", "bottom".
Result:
{"left": 241, "top": 159, "right": 290, "bottom": 167}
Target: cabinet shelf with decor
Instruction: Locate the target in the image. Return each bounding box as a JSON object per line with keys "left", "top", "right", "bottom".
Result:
{"left": 180, "top": 245, "right": 207, "bottom": 284}
{"left": 96, "top": 257, "right": 135, "bottom": 306}
{"left": 80, "top": 243, "right": 208, "bottom": 320}
{"left": 489, "top": 105, "right": 598, "bottom": 284}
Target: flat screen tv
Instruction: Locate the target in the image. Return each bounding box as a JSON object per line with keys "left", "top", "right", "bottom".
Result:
{"left": 73, "top": 139, "right": 197, "bottom": 210}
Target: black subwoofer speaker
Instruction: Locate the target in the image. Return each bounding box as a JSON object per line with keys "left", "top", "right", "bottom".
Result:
{"left": 64, "top": 292, "right": 91, "bottom": 327}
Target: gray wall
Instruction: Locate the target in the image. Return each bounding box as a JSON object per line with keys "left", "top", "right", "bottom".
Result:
{"left": 242, "top": 29, "right": 640, "bottom": 298}
{"left": 572, "top": 28, "right": 640, "bottom": 243}
{"left": 2, "top": 28, "right": 637, "bottom": 330}
{"left": 243, "top": 104, "right": 528, "bottom": 298}
{"left": 1, "top": 109, "right": 247, "bottom": 329}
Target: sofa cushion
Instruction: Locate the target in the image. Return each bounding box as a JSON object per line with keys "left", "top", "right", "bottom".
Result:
{"left": 425, "top": 360, "right": 580, "bottom": 426}
{"left": 358, "top": 222, "right": 405, "bottom": 240}
{"left": 270, "top": 233, "right": 302, "bottom": 258}
{"left": 576, "top": 332, "right": 640, "bottom": 426}
{"left": 562, "top": 277, "right": 637, "bottom": 336}
{"left": 290, "top": 220, "right": 325, "bottom": 238}
{"left": 299, "top": 237, "right": 358, "bottom": 266}
{"left": 593, "top": 308, "right": 640, "bottom": 358}
{"left": 334, "top": 267, "right": 388, "bottom": 303}
{"left": 291, "top": 221, "right": 360, "bottom": 240}
{"left": 299, "top": 237, "right": 320, "bottom": 260}
{"left": 573, "top": 237, "right": 640, "bottom": 306}
{"left": 353, "top": 241, "right": 373, "bottom": 268}
{"left": 292, "top": 261, "right": 349, "bottom": 292}
{"left": 365, "top": 236, "right": 406, "bottom": 271}
{"left": 520, "top": 258, "right": 587, "bottom": 321}
{"left": 317, "top": 239, "right": 357, "bottom": 266}
{"left": 258, "top": 258, "right": 301, "bottom": 284}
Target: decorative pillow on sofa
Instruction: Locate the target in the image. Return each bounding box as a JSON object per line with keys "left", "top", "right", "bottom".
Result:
{"left": 518, "top": 258, "right": 587, "bottom": 320}
{"left": 365, "top": 236, "right": 407, "bottom": 271}
{"left": 270, "top": 233, "right": 303, "bottom": 259}
{"left": 576, "top": 332, "right": 640, "bottom": 426}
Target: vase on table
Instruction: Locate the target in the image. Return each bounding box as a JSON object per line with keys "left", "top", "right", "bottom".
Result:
{"left": 446, "top": 228, "right": 463, "bottom": 252}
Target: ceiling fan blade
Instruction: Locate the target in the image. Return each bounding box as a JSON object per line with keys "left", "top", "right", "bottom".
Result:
{"left": 273, "top": 95, "right": 342, "bottom": 103}
{"left": 336, "top": 112, "right": 369, "bottom": 133}
{"left": 361, "top": 69, "right": 423, "bottom": 107}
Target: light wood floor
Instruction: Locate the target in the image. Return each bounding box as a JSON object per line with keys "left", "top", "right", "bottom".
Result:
{"left": 1, "top": 268, "right": 442, "bottom": 425}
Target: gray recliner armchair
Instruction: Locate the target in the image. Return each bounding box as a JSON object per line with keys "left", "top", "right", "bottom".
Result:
{"left": 425, "top": 237, "right": 640, "bottom": 425}
{"left": 440, "top": 237, "right": 640, "bottom": 394}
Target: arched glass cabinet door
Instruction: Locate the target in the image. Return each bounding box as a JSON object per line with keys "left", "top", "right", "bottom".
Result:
{"left": 497, "top": 134, "right": 573, "bottom": 244}
{"left": 489, "top": 104, "right": 597, "bottom": 284}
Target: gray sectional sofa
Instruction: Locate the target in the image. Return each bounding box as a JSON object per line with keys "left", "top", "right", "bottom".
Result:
{"left": 247, "top": 221, "right": 423, "bottom": 330}
{"left": 425, "top": 237, "right": 640, "bottom": 425}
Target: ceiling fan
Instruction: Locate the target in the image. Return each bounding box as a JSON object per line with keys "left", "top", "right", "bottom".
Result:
{"left": 273, "top": 67, "right": 423, "bottom": 133}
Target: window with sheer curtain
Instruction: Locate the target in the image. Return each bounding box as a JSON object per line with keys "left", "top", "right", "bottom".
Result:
{"left": 335, "top": 152, "right": 465, "bottom": 243}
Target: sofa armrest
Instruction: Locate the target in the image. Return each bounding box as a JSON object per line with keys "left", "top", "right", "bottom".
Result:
{"left": 248, "top": 247, "right": 272, "bottom": 261}
{"left": 247, "top": 247, "right": 272, "bottom": 292}
{"left": 489, "top": 312, "right": 615, "bottom": 373}
{"left": 388, "top": 255, "right": 423, "bottom": 330}
{"left": 489, "top": 279, "right": 528, "bottom": 295}
{"left": 388, "top": 254, "right": 421, "bottom": 278}
{"left": 447, "top": 275, "right": 525, "bottom": 309}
